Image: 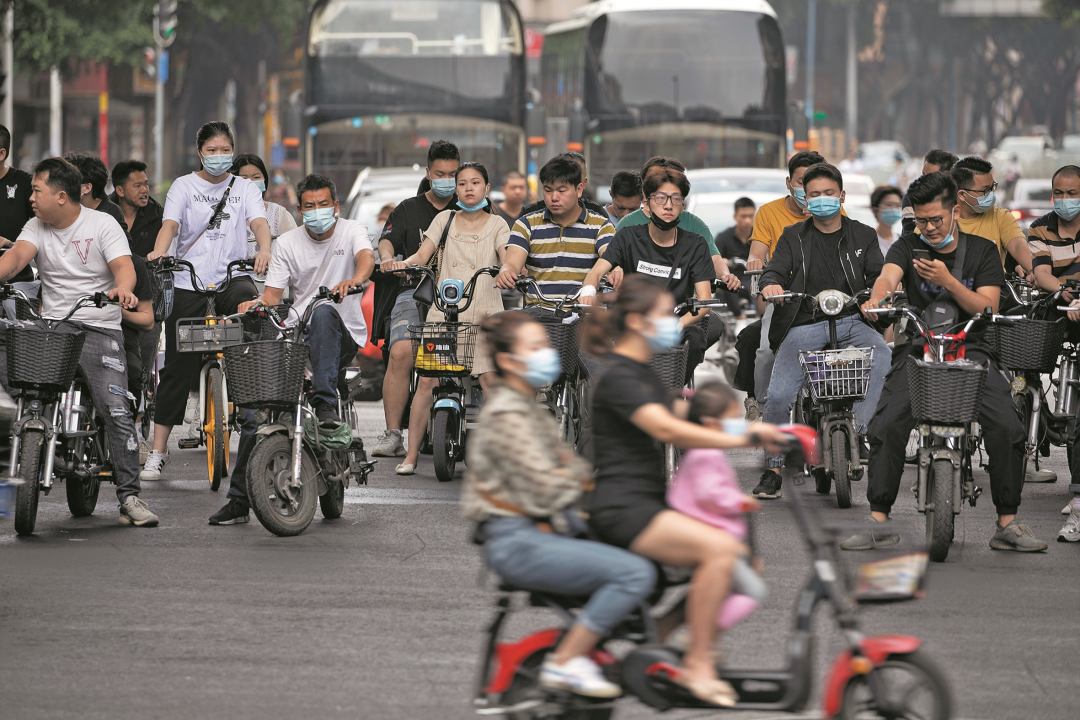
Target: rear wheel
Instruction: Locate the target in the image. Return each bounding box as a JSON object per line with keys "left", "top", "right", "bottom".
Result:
{"left": 247, "top": 434, "right": 318, "bottom": 537}
{"left": 927, "top": 459, "right": 955, "bottom": 562}
{"left": 205, "top": 367, "right": 228, "bottom": 492}
{"left": 319, "top": 473, "right": 345, "bottom": 519}
{"left": 14, "top": 428, "right": 44, "bottom": 536}
{"left": 432, "top": 408, "right": 458, "bottom": 482}
{"left": 838, "top": 650, "right": 952, "bottom": 720}
{"left": 832, "top": 428, "right": 852, "bottom": 509}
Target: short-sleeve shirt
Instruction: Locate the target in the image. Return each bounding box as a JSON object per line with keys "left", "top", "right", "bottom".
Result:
{"left": 380, "top": 193, "right": 446, "bottom": 260}
{"left": 955, "top": 206, "right": 1025, "bottom": 267}
{"left": 265, "top": 219, "right": 373, "bottom": 346}
{"left": 1028, "top": 211, "right": 1080, "bottom": 278}
{"left": 590, "top": 353, "right": 671, "bottom": 509}
{"left": 0, "top": 167, "right": 36, "bottom": 283}
{"left": 509, "top": 205, "right": 615, "bottom": 298}
{"left": 602, "top": 225, "right": 716, "bottom": 301}
{"left": 616, "top": 208, "right": 719, "bottom": 256}
{"left": 17, "top": 207, "right": 131, "bottom": 330}
{"left": 162, "top": 172, "right": 267, "bottom": 291}
{"left": 750, "top": 196, "right": 847, "bottom": 256}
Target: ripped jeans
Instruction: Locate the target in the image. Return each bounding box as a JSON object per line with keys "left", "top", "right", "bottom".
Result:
{"left": 0, "top": 323, "right": 142, "bottom": 503}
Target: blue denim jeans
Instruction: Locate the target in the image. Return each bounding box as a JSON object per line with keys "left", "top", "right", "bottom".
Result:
{"left": 483, "top": 516, "right": 656, "bottom": 635}
{"left": 755, "top": 303, "right": 775, "bottom": 405}
{"left": 764, "top": 314, "right": 890, "bottom": 440}
{"left": 305, "top": 303, "right": 360, "bottom": 408}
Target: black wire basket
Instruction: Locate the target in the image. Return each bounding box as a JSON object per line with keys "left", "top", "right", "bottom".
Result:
{"left": 224, "top": 340, "right": 309, "bottom": 409}
{"left": 5, "top": 323, "right": 86, "bottom": 390}
{"left": 985, "top": 318, "right": 1065, "bottom": 373}
{"left": 907, "top": 355, "right": 987, "bottom": 423}
{"left": 409, "top": 322, "right": 478, "bottom": 377}
{"left": 520, "top": 305, "right": 580, "bottom": 378}
{"left": 650, "top": 344, "right": 689, "bottom": 390}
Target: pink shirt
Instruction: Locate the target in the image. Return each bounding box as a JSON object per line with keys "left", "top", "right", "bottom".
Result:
{"left": 666, "top": 448, "right": 747, "bottom": 541}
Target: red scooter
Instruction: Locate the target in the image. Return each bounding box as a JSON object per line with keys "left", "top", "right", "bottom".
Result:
{"left": 473, "top": 426, "right": 951, "bottom": 719}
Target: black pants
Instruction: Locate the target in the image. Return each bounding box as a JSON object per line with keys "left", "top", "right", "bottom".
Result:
{"left": 733, "top": 319, "right": 762, "bottom": 395}
{"left": 684, "top": 319, "right": 710, "bottom": 387}
{"left": 866, "top": 345, "right": 1024, "bottom": 516}
{"left": 154, "top": 279, "right": 258, "bottom": 427}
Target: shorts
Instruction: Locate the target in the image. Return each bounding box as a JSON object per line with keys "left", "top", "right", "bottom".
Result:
{"left": 388, "top": 288, "right": 420, "bottom": 348}
{"left": 589, "top": 499, "right": 667, "bottom": 549}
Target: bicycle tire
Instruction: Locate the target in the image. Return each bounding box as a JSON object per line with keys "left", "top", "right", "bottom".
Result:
{"left": 320, "top": 475, "right": 345, "bottom": 519}
{"left": 839, "top": 650, "right": 952, "bottom": 720}
{"left": 432, "top": 408, "right": 458, "bottom": 482}
{"left": 247, "top": 434, "right": 318, "bottom": 537}
{"left": 1013, "top": 391, "right": 1033, "bottom": 480}
{"left": 13, "top": 428, "right": 44, "bottom": 536}
{"left": 832, "top": 428, "right": 852, "bottom": 509}
{"left": 928, "top": 459, "right": 954, "bottom": 562}
{"left": 206, "top": 367, "right": 228, "bottom": 492}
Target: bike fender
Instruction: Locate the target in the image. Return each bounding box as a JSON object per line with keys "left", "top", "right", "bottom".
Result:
{"left": 433, "top": 397, "right": 461, "bottom": 412}
{"left": 822, "top": 635, "right": 923, "bottom": 718}
{"left": 255, "top": 423, "right": 291, "bottom": 438}
{"left": 485, "top": 628, "right": 561, "bottom": 694}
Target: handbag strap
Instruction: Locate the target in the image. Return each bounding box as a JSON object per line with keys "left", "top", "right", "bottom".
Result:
{"left": 430, "top": 210, "right": 456, "bottom": 281}
{"left": 179, "top": 176, "right": 236, "bottom": 260}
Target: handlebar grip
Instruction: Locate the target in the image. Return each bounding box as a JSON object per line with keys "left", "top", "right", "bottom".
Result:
{"left": 742, "top": 269, "right": 764, "bottom": 276}
{"left": 994, "top": 317, "right": 1016, "bottom": 327}
{"left": 1058, "top": 306, "right": 1078, "bottom": 312}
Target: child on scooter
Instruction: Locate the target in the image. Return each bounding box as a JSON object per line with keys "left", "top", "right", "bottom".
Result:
{"left": 667, "top": 382, "right": 768, "bottom": 631}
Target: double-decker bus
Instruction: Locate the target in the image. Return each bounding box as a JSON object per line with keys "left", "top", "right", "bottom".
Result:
{"left": 303, "top": 0, "right": 527, "bottom": 190}
{"left": 541, "top": 0, "right": 786, "bottom": 183}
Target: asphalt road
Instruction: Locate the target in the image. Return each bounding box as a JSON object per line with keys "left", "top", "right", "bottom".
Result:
{"left": 0, "top": 400, "right": 1077, "bottom": 720}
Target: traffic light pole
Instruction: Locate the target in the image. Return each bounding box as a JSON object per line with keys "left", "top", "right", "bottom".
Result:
{"left": 154, "top": 50, "right": 164, "bottom": 190}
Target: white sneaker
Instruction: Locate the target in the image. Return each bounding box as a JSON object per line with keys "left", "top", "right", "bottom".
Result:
{"left": 183, "top": 392, "right": 199, "bottom": 424}
{"left": 140, "top": 450, "right": 169, "bottom": 480}
{"left": 1063, "top": 502, "right": 1074, "bottom": 516}
{"left": 371, "top": 429, "right": 405, "bottom": 457}
{"left": 1058, "top": 504, "right": 1080, "bottom": 543}
{"left": 119, "top": 496, "right": 159, "bottom": 527}
{"left": 539, "top": 656, "right": 621, "bottom": 698}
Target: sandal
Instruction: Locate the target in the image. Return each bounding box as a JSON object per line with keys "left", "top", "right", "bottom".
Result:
{"left": 680, "top": 677, "right": 737, "bottom": 707}
{"left": 395, "top": 462, "right": 416, "bottom": 475}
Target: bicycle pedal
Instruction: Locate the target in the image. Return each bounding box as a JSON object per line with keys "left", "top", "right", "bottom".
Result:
{"left": 177, "top": 438, "right": 200, "bottom": 449}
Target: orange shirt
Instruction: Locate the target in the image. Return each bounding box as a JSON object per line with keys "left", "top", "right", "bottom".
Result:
{"left": 749, "top": 196, "right": 847, "bottom": 257}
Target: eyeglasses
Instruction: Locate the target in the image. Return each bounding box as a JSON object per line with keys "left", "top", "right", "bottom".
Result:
{"left": 913, "top": 215, "right": 948, "bottom": 229}
{"left": 649, "top": 193, "right": 684, "bottom": 208}
{"left": 962, "top": 182, "right": 998, "bottom": 196}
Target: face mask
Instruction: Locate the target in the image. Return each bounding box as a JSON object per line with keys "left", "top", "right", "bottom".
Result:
{"left": 1055, "top": 198, "right": 1080, "bottom": 221}
{"left": 517, "top": 347, "right": 562, "bottom": 387}
{"left": 807, "top": 196, "right": 841, "bottom": 220}
{"left": 649, "top": 212, "right": 679, "bottom": 232}
{"left": 431, "top": 178, "right": 456, "bottom": 198}
{"left": 722, "top": 418, "right": 749, "bottom": 436}
{"left": 920, "top": 218, "right": 956, "bottom": 250}
{"left": 202, "top": 153, "right": 233, "bottom": 177}
{"left": 646, "top": 316, "right": 682, "bottom": 352}
{"left": 457, "top": 197, "right": 489, "bottom": 213}
{"left": 792, "top": 186, "right": 807, "bottom": 209}
{"left": 879, "top": 208, "right": 902, "bottom": 226}
{"left": 302, "top": 207, "right": 337, "bottom": 234}
{"left": 963, "top": 191, "right": 995, "bottom": 214}
{"left": 254, "top": 179, "right": 266, "bottom": 193}
{"left": 273, "top": 175, "right": 284, "bottom": 185}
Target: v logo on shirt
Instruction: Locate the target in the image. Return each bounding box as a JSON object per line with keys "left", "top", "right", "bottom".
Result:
{"left": 71, "top": 238, "right": 93, "bottom": 265}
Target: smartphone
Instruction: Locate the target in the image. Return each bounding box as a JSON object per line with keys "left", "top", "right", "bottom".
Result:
{"left": 911, "top": 248, "right": 931, "bottom": 263}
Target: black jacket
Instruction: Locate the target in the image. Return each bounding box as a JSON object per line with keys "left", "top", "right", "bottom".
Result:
{"left": 759, "top": 216, "right": 884, "bottom": 351}
{"left": 108, "top": 193, "right": 164, "bottom": 258}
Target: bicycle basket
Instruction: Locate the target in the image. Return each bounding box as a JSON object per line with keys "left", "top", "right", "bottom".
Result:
{"left": 5, "top": 322, "right": 85, "bottom": 390}
{"left": 852, "top": 552, "right": 929, "bottom": 604}
{"left": 149, "top": 267, "right": 174, "bottom": 322}
{"left": 13, "top": 297, "right": 37, "bottom": 322}
{"left": 799, "top": 347, "right": 874, "bottom": 402}
{"left": 985, "top": 318, "right": 1065, "bottom": 373}
{"left": 223, "top": 340, "right": 308, "bottom": 408}
{"left": 907, "top": 355, "right": 986, "bottom": 423}
{"left": 409, "top": 322, "right": 477, "bottom": 376}
{"left": 520, "top": 305, "right": 580, "bottom": 378}
{"left": 177, "top": 317, "right": 245, "bottom": 353}
{"left": 650, "top": 344, "right": 689, "bottom": 390}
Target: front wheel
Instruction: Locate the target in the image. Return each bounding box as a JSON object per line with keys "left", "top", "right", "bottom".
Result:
{"left": 832, "top": 428, "right": 852, "bottom": 509}
{"left": 206, "top": 367, "right": 229, "bottom": 492}
{"left": 927, "top": 459, "right": 955, "bottom": 563}
{"left": 432, "top": 408, "right": 458, "bottom": 482}
{"left": 838, "top": 650, "right": 952, "bottom": 720}
{"left": 247, "top": 434, "right": 318, "bottom": 537}
{"left": 14, "top": 429, "right": 45, "bottom": 536}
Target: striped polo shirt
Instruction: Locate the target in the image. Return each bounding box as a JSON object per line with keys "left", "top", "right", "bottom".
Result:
{"left": 509, "top": 203, "right": 615, "bottom": 298}
{"left": 1029, "top": 211, "right": 1080, "bottom": 278}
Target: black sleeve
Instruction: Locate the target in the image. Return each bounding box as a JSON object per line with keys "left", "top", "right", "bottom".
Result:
{"left": 760, "top": 228, "right": 796, "bottom": 288}
{"left": 862, "top": 230, "right": 884, "bottom": 287}
{"left": 973, "top": 240, "right": 1006, "bottom": 290}
{"left": 886, "top": 236, "right": 912, "bottom": 268}
{"left": 687, "top": 236, "right": 716, "bottom": 283}
{"left": 380, "top": 204, "right": 409, "bottom": 257}
{"left": 603, "top": 229, "right": 631, "bottom": 269}
{"left": 131, "top": 255, "right": 152, "bottom": 301}
{"left": 595, "top": 362, "right": 665, "bottom": 422}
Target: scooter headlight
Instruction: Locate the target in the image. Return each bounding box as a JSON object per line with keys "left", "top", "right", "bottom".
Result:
{"left": 930, "top": 425, "right": 967, "bottom": 438}
{"left": 817, "top": 289, "right": 847, "bottom": 316}
{"left": 439, "top": 278, "right": 465, "bottom": 305}
{"left": 1010, "top": 375, "right": 1027, "bottom": 394}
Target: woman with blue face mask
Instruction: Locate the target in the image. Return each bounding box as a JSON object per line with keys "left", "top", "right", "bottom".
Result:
{"left": 383, "top": 162, "right": 510, "bottom": 474}
{"left": 871, "top": 185, "right": 904, "bottom": 259}
{"left": 582, "top": 275, "right": 786, "bottom": 706}
{"left": 232, "top": 153, "right": 297, "bottom": 268}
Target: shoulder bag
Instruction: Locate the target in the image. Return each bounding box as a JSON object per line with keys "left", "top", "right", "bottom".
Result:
{"left": 414, "top": 210, "right": 455, "bottom": 307}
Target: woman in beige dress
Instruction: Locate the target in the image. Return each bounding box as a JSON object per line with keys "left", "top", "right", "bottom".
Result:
{"left": 383, "top": 162, "right": 510, "bottom": 474}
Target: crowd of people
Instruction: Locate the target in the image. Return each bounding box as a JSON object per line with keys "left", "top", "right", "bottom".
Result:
{"left": 2, "top": 118, "right": 1079, "bottom": 703}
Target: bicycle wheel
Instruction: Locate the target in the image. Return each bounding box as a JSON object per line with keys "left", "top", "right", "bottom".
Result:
{"left": 927, "top": 459, "right": 954, "bottom": 563}
{"left": 839, "top": 650, "right": 951, "bottom": 720}
{"left": 205, "top": 367, "right": 228, "bottom": 492}
{"left": 832, "top": 428, "right": 853, "bottom": 509}
{"left": 14, "top": 428, "right": 44, "bottom": 536}
{"left": 1013, "top": 391, "right": 1033, "bottom": 479}
{"left": 432, "top": 408, "right": 458, "bottom": 482}
{"left": 247, "top": 434, "right": 319, "bottom": 537}
{"left": 320, "top": 471, "right": 346, "bottom": 519}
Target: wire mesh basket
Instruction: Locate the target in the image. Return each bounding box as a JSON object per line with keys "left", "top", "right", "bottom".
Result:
{"left": 650, "top": 344, "right": 689, "bottom": 390}
{"left": 5, "top": 322, "right": 85, "bottom": 390}
{"left": 907, "top": 356, "right": 987, "bottom": 423}
{"left": 409, "top": 322, "right": 478, "bottom": 377}
{"left": 223, "top": 340, "right": 309, "bottom": 409}
{"left": 177, "top": 317, "right": 246, "bottom": 353}
{"left": 985, "top": 318, "right": 1065, "bottom": 373}
{"left": 799, "top": 347, "right": 874, "bottom": 402}
{"left": 150, "top": 266, "right": 174, "bottom": 322}
{"left": 520, "top": 305, "right": 580, "bottom": 378}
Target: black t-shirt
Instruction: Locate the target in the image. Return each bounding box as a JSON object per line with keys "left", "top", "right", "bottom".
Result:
{"left": 0, "top": 167, "right": 35, "bottom": 283}
{"left": 604, "top": 225, "right": 716, "bottom": 301}
{"left": 380, "top": 193, "right": 447, "bottom": 259}
{"left": 714, "top": 227, "right": 751, "bottom": 261}
{"left": 590, "top": 353, "right": 671, "bottom": 509}
{"left": 794, "top": 226, "right": 855, "bottom": 327}
{"left": 94, "top": 196, "right": 131, "bottom": 243}
{"left": 122, "top": 254, "right": 153, "bottom": 351}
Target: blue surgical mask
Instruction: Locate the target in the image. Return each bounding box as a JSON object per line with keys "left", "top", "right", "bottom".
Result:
{"left": 254, "top": 179, "right": 267, "bottom": 193}
{"left": 1055, "top": 198, "right": 1080, "bottom": 221}
{"left": 879, "top": 208, "right": 902, "bottom": 226}
{"left": 202, "top": 154, "right": 233, "bottom": 177}
{"left": 457, "top": 197, "right": 489, "bottom": 213}
{"left": 920, "top": 219, "right": 956, "bottom": 250}
{"left": 964, "top": 190, "right": 995, "bottom": 214}
{"left": 302, "top": 207, "right": 337, "bottom": 235}
{"left": 807, "top": 196, "right": 841, "bottom": 219}
{"left": 518, "top": 347, "right": 562, "bottom": 387}
{"left": 722, "top": 418, "right": 749, "bottom": 436}
{"left": 431, "top": 178, "right": 456, "bottom": 198}
{"left": 792, "top": 186, "right": 807, "bottom": 209}
{"left": 647, "top": 316, "right": 682, "bottom": 352}
{"left": 273, "top": 175, "right": 284, "bottom": 185}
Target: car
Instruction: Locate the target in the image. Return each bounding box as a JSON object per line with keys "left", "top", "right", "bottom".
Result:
{"left": 855, "top": 141, "right": 909, "bottom": 170}
{"left": 345, "top": 165, "right": 427, "bottom": 205}
{"left": 1008, "top": 178, "right": 1054, "bottom": 232}
{"left": 684, "top": 168, "right": 790, "bottom": 239}
{"left": 1062, "top": 135, "right": 1080, "bottom": 152}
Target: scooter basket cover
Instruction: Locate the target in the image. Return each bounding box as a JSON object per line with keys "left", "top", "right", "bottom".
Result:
{"left": 799, "top": 347, "right": 873, "bottom": 401}
{"left": 650, "top": 344, "right": 689, "bottom": 390}
{"left": 5, "top": 322, "right": 85, "bottom": 390}
{"left": 906, "top": 356, "right": 986, "bottom": 423}
{"left": 409, "top": 322, "right": 477, "bottom": 377}
{"left": 224, "top": 340, "right": 308, "bottom": 408}
{"left": 985, "top": 318, "right": 1065, "bottom": 373}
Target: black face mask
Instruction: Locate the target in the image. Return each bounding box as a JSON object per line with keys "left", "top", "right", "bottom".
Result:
{"left": 650, "top": 212, "right": 679, "bottom": 232}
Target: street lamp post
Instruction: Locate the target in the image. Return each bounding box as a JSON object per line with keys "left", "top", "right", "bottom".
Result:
{"left": 153, "top": 1, "right": 177, "bottom": 190}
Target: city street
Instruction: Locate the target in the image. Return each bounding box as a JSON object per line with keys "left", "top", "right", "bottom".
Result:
{"left": 0, "top": 401, "right": 1076, "bottom": 720}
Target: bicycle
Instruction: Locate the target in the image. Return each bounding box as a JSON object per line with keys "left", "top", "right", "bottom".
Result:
{"left": 225, "top": 287, "right": 375, "bottom": 536}
{"left": 150, "top": 257, "right": 254, "bottom": 491}
{"left": 0, "top": 285, "right": 122, "bottom": 535}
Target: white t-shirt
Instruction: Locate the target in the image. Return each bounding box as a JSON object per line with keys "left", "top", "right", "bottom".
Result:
{"left": 162, "top": 172, "right": 267, "bottom": 291}
{"left": 17, "top": 207, "right": 131, "bottom": 330}
{"left": 265, "top": 218, "right": 373, "bottom": 346}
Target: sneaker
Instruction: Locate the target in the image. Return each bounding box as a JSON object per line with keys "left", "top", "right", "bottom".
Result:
{"left": 840, "top": 516, "right": 901, "bottom": 551}
{"left": 989, "top": 518, "right": 1048, "bottom": 552}
{"left": 314, "top": 401, "right": 341, "bottom": 427}
{"left": 140, "top": 450, "right": 169, "bottom": 480}
{"left": 183, "top": 392, "right": 199, "bottom": 424}
{"left": 1063, "top": 502, "right": 1074, "bottom": 516}
{"left": 857, "top": 435, "right": 871, "bottom": 464}
{"left": 119, "top": 496, "right": 159, "bottom": 527}
{"left": 539, "top": 656, "right": 622, "bottom": 699}
{"left": 744, "top": 396, "right": 761, "bottom": 422}
{"left": 138, "top": 440, "right": 151, "bottom": 466}
{"left": 752, "top": 470, "right": 782, "bottom": 499}
{"left": 372, "top": 429, "right": 405, "bottom": 457}
{"left": 209, "top": 497, "right": 250, "bottom": 526}
{"left": 1057, "top": 504, "right": 1080, "bottom": 543}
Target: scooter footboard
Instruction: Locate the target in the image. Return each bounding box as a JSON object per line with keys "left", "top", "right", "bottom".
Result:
{"left": 720, "top": 629, "right": 815, "bottom": 711}
{"left": 822, "top": 634, "right": 923, "bottom": 718}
